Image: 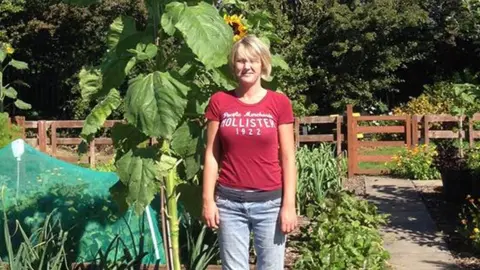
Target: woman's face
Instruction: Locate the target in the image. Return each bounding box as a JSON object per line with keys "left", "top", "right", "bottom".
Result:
{"left": 234, "top": 47, "right": 262, "bottom": 86}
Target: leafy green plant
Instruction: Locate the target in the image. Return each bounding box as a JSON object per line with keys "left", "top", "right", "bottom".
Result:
{"left": 386, "top": 144, "right": 441, "bottom": 180}
{"left": 1, "top": 187, "right": 69, "bottom": 270}
{"left": 0, "top": 42, "right": 31, "bottom": 112}
{"left": 458, "top": 195, "right": 480, "bottom": 253}
{"left": 450, "top": 83, "right": 478, "bottom": 158}
{"left": 466, "top": 146, "right": 480, "bottom": 175}
{"left": 294, "top": 191, "right": 390, "bottom": 270}
{"left": 64, "top": 0, "right": 289, "bottom": 269}
{"left": 181, "top": 213, "right": 219, "bottom": 270}
{"left": 295, "top": 143, "right": 345, "bottom": 215}
{"left": 0, "top": 112, "right": 21, "bottom": 149}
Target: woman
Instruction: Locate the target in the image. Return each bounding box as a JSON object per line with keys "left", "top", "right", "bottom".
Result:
{"left": 202, "top": 35, "right": 297, "bottom": 270}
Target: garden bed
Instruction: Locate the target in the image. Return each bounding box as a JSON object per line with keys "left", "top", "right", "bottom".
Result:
{"left": 413, "top": 181, "right": 480, "bottom": 269}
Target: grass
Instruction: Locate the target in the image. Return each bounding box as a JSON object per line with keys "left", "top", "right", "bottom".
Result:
{"left": 358, "top": 146, "right": 403, "bottom": 171}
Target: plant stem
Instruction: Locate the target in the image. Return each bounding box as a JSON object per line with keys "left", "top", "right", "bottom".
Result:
{"left": 460, "top": 115, "right": 464, "bottom": 158}
{"left": 0, "top": 69, "right": 4, "bottom": 112}
{"left": 165, "top": 168, "right": 181, "bottom": 270}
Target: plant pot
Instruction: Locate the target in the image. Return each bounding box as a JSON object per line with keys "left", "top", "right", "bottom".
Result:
{"left": 441, "top": 168, "right": 474, "bottom": 202}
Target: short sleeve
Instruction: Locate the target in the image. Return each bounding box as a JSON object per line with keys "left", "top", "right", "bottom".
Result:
{"left": 204, "top": 93, "right": 221, "bottom": 121}
{"left": 277, "top": 94, "right": 295, "bottom": 124}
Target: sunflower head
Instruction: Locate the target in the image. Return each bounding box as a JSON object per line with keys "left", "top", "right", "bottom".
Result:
{"left": 224, "top": 14, "right": 247, "bottom": 42}
{"left": 1, "top": 43, "right": 14, "bottom": 55}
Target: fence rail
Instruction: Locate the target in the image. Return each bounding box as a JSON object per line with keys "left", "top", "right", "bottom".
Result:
{"left": 9, "top": 105, "right": 480, "bottom": 177}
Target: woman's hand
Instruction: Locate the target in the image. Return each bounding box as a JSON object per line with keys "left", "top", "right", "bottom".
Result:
{"left": 280, "top": 204, "right": 297, "bottom": 234}
{"left": 202, "top": 200, "right": 220, "bottom": 229}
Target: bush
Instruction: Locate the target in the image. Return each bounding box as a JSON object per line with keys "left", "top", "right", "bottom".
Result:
{"left": 458, "top": 195, "right": 480, "bottom": 253}
{"left": 295, "top": 144, "right": 346, "bottom": 215}
{"left": 0, "top": 112, "right": 22, "bottom": 149}
{"left": 294, "top": 191, "right": 390, "bottom": 270}
{"left": 386, "top": 144, "right": 441, "bottom": 180}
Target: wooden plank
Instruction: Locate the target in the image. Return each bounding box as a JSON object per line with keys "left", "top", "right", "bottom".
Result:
{"left": 356, "top": 126, "right": 405, "bottom": 134}
{"left": 56, "top": 138, "right": 83, "bottom": 144}
{"left": 471, "top": 113, "right": 480, "bottom": 121}
{"left": 357, "top": 155, "right": 393, "bottom": 162}
{"left": 38, "top": 121, "right": 47, "bottom": 152}
{"left": 412, "top": 115, "right": 419, "bottom": 146}
{"left": 336, "top": 116, "right": 342, "bottom": 156}
{"left": 425, "top": 114, "right": 465, "bottom": 122}
{"left": 428, "top": 130, "right": 464, "bottom": 139}
{"left": 347, "top": 105, "right": 356, "bottom": 178}
{"left": 405, "top": 115, "right": 411, "bottom": 148}
{"left": 358, "top": 141, "right": 406, "bottom": 147}
{"left": 298, "top": 116, "right": 338, "bottom": 124}
{"left": 424, "top": 116, "right": 429, "bottom": 145}
{"left": 471, "top": 131, "right": 480, "bottom": 138}
{"left": 294, "top": 118, "right": 300, "bottom": 147}
{"left": 470, "top": 119, "right": 474, "bottom": 147}
{"left": 53, "top": 120, "right": 86, "bottom": 128}
{"left": 23, "top": 121, "right": 38, "bottom": 128}
{"left": 89, "top": 139, "right": 96, "bottom": 168}
{"left": 299, "top": 134, "right": 336, "bottom": 142}
{"left": 357, "top": 115, "right": 407, "bottom": 121}
{"left": 95, "top": 138, "right": 113, "bottom": 144}
{"left": 356, "top": 168, "right": 390, "bottom": 175}
{"left": 51, "top": 122, "right": 57, "bottom": 155}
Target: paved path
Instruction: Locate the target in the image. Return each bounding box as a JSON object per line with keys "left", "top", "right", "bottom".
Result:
{"left": 364, "top": 176, "right": 458, "bottom": 270}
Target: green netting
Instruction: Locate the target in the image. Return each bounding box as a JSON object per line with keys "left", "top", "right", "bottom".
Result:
{"left": 0, "top": 139, "right": 166, "bottom": 265}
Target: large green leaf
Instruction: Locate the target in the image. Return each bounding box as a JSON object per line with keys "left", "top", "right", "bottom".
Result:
{"left": 271, "top": 54, "right": 289, "bottom": 71}
{"left": 125, "top": 71, "right": 190, "bottom": 139}
{"left": 109, "top": 181, "right": 129, "bottom": 214}
{"left": 14, "top": 99, "right": 31, "bottom": 110}
{"left": 80, "top": 88, "right": 122, "bottom": 140}
{"left": 78, "top": 67, "right": 102, "bottom": 101}
{"left": 111, "top": 122, "right": 149, "bottom": 160}
{"left": 115, "top": 146, "right": 160, "bottom": 215}
{"left": 0, "top": 50, "right": 6, "bottom": 62}
{"left": 108, "top": 16, "right": 150, "bottom": 53}
{"left": 164, "top": 2, "right": 233, "bottom": 68}
{"left": 9, "top": 59, "right": 28, "bottom": 70}
{"left": 171, "top": 120, "right": 205, "bottom": 180}
{"left": 161, "top": 2, "right": 185, "bottom": 36}
{"left": 4, "top": 87, "right": 17, "bottom": 99}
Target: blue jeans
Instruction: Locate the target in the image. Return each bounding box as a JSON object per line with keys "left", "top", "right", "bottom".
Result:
{"left": 216, "top": 195, "right": 286, "bottom": 270}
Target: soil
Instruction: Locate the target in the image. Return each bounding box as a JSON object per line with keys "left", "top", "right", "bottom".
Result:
{"left": 413, "top": 182, "right": 480, "bottom": 269}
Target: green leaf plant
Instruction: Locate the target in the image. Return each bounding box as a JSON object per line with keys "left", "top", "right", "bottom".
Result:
{"left": 0, "top": 43, "right": 31, "bottom": 113}
{"left": 451, "top": 83, "right": 478, "bottom": 158}
{"left": 64, "top": 0, "right": 289, "bottom": 269}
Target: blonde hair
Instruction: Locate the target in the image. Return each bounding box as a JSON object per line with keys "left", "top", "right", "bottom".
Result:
{"left": 229, "top": 35, "right": 272, "bottom": 79}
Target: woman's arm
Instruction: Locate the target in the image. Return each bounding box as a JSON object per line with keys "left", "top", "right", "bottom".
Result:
{"left": 202, "top": 120, "right": 222, "bottom": 229}
{"left": 278, "top": 122, "right": 298, "bottom": 234}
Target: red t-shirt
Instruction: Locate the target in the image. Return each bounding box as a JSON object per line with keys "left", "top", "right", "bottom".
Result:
{"left": 204, "top": 89, "right": 294, "bottom": 191}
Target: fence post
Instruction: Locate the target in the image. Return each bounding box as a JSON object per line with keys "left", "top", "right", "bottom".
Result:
{"left": 51, "top": 121, "right": 57, "bottom": 156}
{"left": 14, "top": 116, "right": 26, "bottom": 139}
{"left": 412, "top": 115, "right": 419, "bottom": 146}
{"left": 405, "top": 115, "right": 412, "bottom": 148}
{"left": 346, "top": 104, "right": 357, "bottom": 179}
{"left": 336, "top": 115, "right": 342, "bottom": 156}
{"left": 38, "top": 121, "right": 47, "bottom": 153}
{"left": 423, "top": 115, "right": 430, "bottom": 145}
{"left": 294, "top": 117, "right": 300, "bottom": 148}
{"left": 89, "top": 139, "right": 96, "bottom": 168}
{"left": 470, "top": 115, "right": 475, "bottom": 147}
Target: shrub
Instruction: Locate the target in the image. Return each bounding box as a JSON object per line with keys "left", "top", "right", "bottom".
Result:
{"left": 0, "top": 112, "right": 22, "bottom": 149}
{"left": 458, "top": 195, "right": 480, "bottom": 253}
{"left": 386, "top": 144, "right": 441, "bottom": 180}
{"left": 294, "top": 191, "right": 390, "bottom": 270}
{"left": 295, "top": 144, "right": 346, "bottom": 215}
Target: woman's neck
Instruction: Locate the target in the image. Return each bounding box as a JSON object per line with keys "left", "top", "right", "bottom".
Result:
{"left": 235, "top": 82, "right": 264, "bottom": 98}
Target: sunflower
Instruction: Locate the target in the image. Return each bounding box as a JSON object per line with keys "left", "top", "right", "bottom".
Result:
{"left": 224, "top": 14, "right": 247, "bottom": 42}
{"left": 3, "top": 43, "right": 14, "bottom": 54}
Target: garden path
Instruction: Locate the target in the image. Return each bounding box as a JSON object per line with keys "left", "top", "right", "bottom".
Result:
{"left": 364, "top": 176, "right": 458, "bottom": 270}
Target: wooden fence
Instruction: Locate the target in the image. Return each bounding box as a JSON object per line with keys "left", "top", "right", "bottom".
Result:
{"left": 9, "top": 104, "right": 480, "bottom": 177}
